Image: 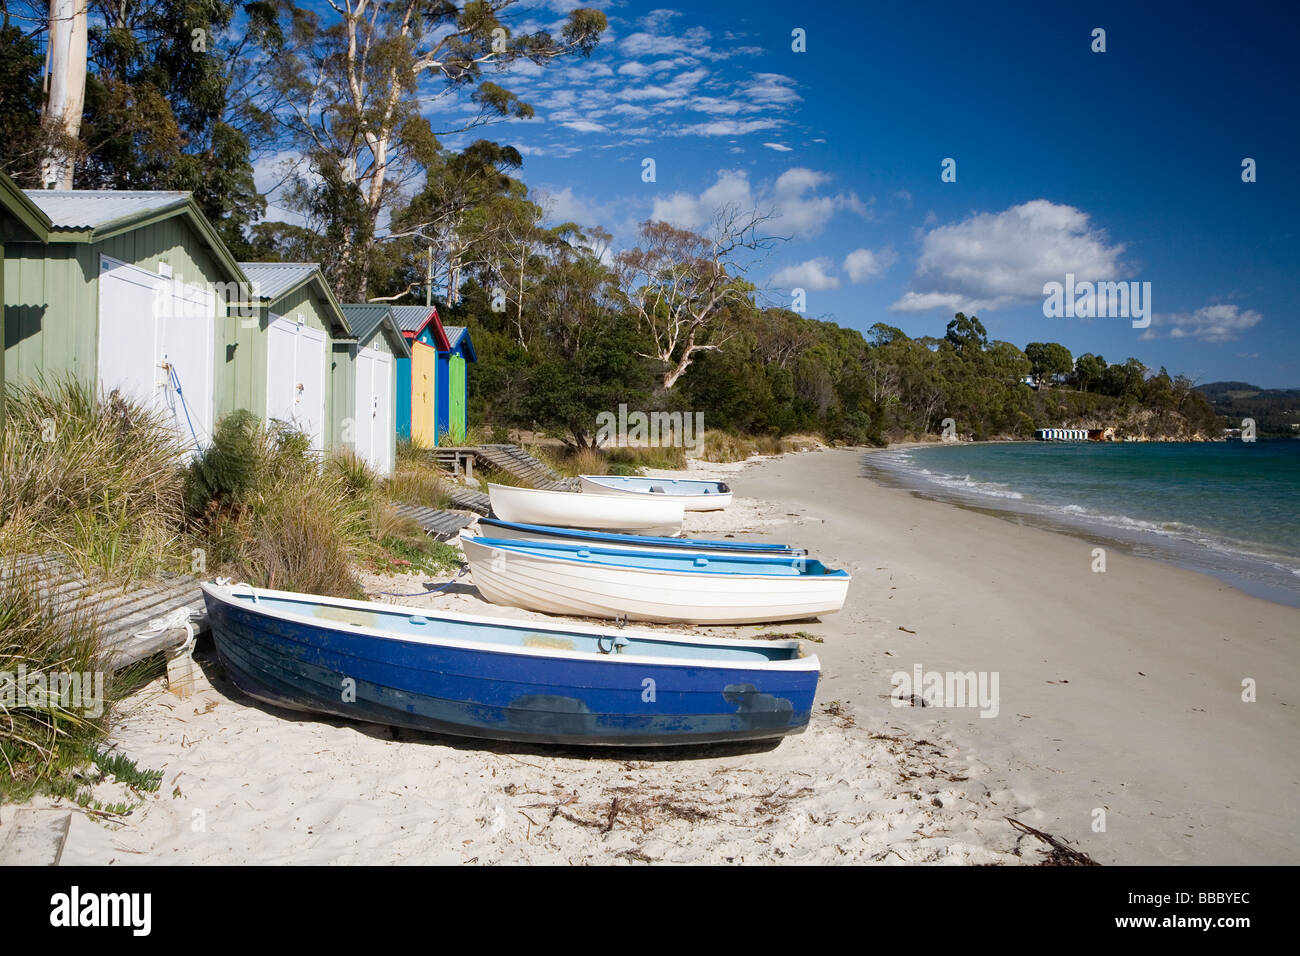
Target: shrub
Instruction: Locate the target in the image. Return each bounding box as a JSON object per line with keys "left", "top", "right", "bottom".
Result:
{"left": 185, "top": 413, "right": 370, "bottom": 597}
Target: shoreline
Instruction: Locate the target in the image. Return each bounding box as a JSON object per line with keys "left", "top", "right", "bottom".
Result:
{"left": 862, "top": 440, "right": 1300, "bottom": 610}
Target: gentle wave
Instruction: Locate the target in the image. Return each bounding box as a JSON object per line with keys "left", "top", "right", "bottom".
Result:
{"left": 865, "top": 443, "right": 1300, "bottom": 606}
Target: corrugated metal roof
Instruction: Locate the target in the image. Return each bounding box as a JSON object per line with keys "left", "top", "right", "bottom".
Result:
{"left": 443, "top": 325, "right": 477, "bottom": 361}
{"left": 23, "top": 190, "right": 190, "bottom": 229}
{"left": 390, "top": 304, "right": 437, "bottom": 333}
{"left": 238, "top": 262, "right": 321, "bottom": 301}
{"left": 340, "top": 304, "right": 393, "bottom": 345}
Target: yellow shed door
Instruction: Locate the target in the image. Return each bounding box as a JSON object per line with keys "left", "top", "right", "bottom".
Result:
{"left": 410, "top": 341, "right": 438, "bottom": 448}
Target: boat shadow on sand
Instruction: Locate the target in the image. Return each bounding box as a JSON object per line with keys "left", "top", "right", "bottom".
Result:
{"left": 188, "top": 645, "right": 787, "bottom": 762}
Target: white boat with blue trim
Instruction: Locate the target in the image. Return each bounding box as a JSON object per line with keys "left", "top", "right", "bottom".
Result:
{"left": 460, "top": 531, "right": 850, "bottom": 625}
{"left": 488, "top": 482, "right": 684, "bottom": 534}
{"left": 578, "top": 474, "right": 733, "bottom": 511}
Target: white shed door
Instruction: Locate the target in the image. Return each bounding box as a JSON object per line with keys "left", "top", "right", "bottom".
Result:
{"left": 157, "top": 278, "right": 215, "bottom": 442}
{"left": 97, "top": 259, "right": 159, "bottom": 406}
{"left": 371, "top": 350, "right": 393, "bottom": 475}
{"left": 354, "top": 349, "right": 375, "bottom": 467}
{"left": 98, "top": 256, "right": 214, "bottom": 448}
{"left": 266, "top": 316, "right": 327, "bottom": 451}
{"left": 353, "top": 347, "right": 392, "bottom": 474}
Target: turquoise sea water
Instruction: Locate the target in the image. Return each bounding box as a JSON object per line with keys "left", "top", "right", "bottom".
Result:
{"left": 863, "top": 440, "right": 1300, "bottom": 607}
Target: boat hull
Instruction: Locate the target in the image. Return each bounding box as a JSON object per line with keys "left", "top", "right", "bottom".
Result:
{"left": 489, "top": 482, "right": 684, "bottom": 533}
{"left": 200, "top": 584, "right": 818, "bottom": 746}
{"left": 475, "top": 517, "right": 805, "bottom": 556}
{"left": 461, "top": 535, "right": 850, "bottom": 625}
{"left": 579, "top": 475, "right": 732, "bottom": 511}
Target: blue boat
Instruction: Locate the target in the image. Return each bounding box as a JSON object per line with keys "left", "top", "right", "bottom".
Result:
{"left": 475, "top": 517, "right": 806, "bottom": 555}
{"left": 199, "top": 581, "right": 819, "bottom": 746}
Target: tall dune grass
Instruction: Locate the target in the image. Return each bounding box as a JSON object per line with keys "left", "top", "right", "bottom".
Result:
{"left": 0, "top": 378, "right": 187, "bottom": 582}
{"left": 0, "top": 565, "right": 111, "bottom": 799}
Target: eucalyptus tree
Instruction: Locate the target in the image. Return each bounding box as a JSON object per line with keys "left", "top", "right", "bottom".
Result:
{"left": 384, "top": 139, "right": 525, "bottom": 305}
{"left": 614, "top": 207, "right": 777, "bottom": 390}
{"left": 251, "top": 0, "right": 607, "bottom": 300}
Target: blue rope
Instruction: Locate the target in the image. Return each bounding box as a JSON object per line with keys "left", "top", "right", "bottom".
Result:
{"left": 167, "top": 364, "right": 204, "bottom": 454}
{"left": 372, "top": 566, "right": 469, "bottom": 597}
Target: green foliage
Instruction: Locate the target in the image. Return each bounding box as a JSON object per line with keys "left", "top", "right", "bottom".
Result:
{"left": 0, "top": 25, "right": 46, "bottom": 183}
{"left": 1197, "top": 381, "right": 1300, "bottom": 436}
{"left": 77, "top": 0, "right": 265, "bottom": 247}
{"left": 185, "top": 412, "right": 370, "bottom": 596}
{"left": 1025, "top": 342, "right": 1074, "bottom": 383}
{"left": 92, "top": 747, "right": 163, "bottom": 792}
{"left": 371, "top": 533, "right": 464, "bottom": 578}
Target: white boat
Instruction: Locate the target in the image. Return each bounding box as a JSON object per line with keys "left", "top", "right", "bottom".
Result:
{"left": 578, "top": 475, "right": 733, "bottom": 511}
{"left": 475, "top": 517, "right": 807, "bottom": 557}
{"left": 460, "top": 531, "right": 850, "bottom": 625}
{"left": 487, "top": 482, "right": 684, "bottom": 534}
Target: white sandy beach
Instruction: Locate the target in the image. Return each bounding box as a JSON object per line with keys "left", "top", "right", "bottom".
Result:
{"left": 13, "top": 446, "right": 1299, "bottom": 865}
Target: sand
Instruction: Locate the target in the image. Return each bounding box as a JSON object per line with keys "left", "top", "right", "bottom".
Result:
{"left": 15, "top": 446, "right": 1298, "bottom": 864}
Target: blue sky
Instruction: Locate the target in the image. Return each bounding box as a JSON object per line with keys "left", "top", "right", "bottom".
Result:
{"left": 278, "top": 0, "right": 1300, "bottom": 387}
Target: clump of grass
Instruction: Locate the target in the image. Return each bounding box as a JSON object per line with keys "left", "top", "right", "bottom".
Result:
{"left": 0, "top": 377, "right": 187, "bottom": 582}
{"left": 386, "top": 459, "right": 452, "bottom": 508}
{"left": 477, "top": 468, "right": 526, "bottom": 491}
{"left": 695, "top": 431, "right": 814, "bottom": 463}
{"left": 372, "top": 534, "right": 465, "bottom": 577}
{"left": 326, "top": 449, "right": 378, "bottom": 499}
{"left": 185, "top": 411, "right": 370, "bottom": 597}
{"left": 607, "top": 444, "right": 687, "bottom": 470}
{"left": 0, "top": 566, "right": 113, "bottom": 800}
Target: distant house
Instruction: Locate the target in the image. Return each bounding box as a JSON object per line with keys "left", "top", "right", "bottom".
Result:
{"left": 3, "top": 182, "right": 249, "bottom": 450}
{"left": 439, "top": 325, "right": 477, "bottom": 444}
{"left": 0, "top": 172, "right": 53, "bottom": 429}
{"left": 339, "top": 304, "right": 410, "bottom": 475}
{"left": 237, "top": 262, "right": 353, "bottom": 453}
{"left": 390, "top": 304, "right": 450, "bottom": 448}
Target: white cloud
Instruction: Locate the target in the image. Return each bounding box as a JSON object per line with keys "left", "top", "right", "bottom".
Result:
{"left": 619, "top": 25, "right": 713, "bottom": 58}
{"left": 771, "top": 167, "right": 871, "bottom": 237}
{"left": 1141, "top": 304, "right": 1263, "bottom": 343}
{"left": 891, "top": 200, "right": 1128, "bottom": 313}
{"left": 534, "top": 186, "right": 613, "bottom": 229}
{"left": 771, "top": 258, "right": 840, "bottom": 291}
{"left": 762, "top": 142, "right": 792, "bottom": 152}
{"left": 673, "top": 118, "right": 781, "bottom": 137}
{"left": 560, "top": 119, "right": 607, "bottom": 133}
{"left": 650, "top": 169, "right": 754, "bottom": 229}
{"left": 647, "top": 167, "right": 868, "bottom": 238}
{"left": 844, "top": 247, "right": 898, "bottom": 282}
{"left": 741, "top": 73, "right": 801, "bottom": 105}
{"left": 617, "top": 67, "right": 709, "bottom": 101}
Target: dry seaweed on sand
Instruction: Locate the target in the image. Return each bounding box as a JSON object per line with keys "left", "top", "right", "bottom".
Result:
{"left": 1006, "top": 817, "right": 1101, "bottom": 866}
